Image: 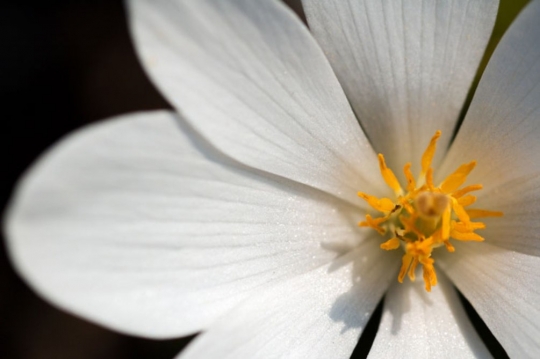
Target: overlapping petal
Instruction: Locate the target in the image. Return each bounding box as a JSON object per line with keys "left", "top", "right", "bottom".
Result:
{"left": 440, "top": 0, "right": 540, "bottom": 256}
{"left": 5, "top": 111, "right": 366, "bottom": 338}
{"left": 303, "top": 0, "right": 498, "bottom": 177}
{"left": 368, "top": 271, "right": 491, "bottom": 359}
{"left": 438, "top": 242, "right": 540, "bottom": 358}
{"left": 129, "top": 0, "right": 387, "bottom": 206}
{"left": 178, "top": 243, "right": 399, "bottom": 359}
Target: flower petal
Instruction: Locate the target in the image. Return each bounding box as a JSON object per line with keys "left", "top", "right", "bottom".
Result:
{"left": 302, "top": 0, "right": 498, "bottom": 175}
{"left": 438, "top": 242, "right": 540, "bottom": 358}
{"left": 128, "top": 0, "right": 386, "bottom": 205}
{"left": 438, "top": 0, "right": 540, "bottom": 256}
{"left": 5, "top": 111, "right": 366, "bottom": 338}
{"left": 178, "top": 243, "right": 399, "bottom": 359}
{"left": 368, "top": 271, "right": 491, "bottom": 359}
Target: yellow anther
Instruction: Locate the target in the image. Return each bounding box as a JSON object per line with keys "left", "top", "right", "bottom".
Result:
{"left": 452, "top": 198, "right": 471, "bottom": 225}
{"left": 467, "top": 209, "right": 504, "bottom": 219}
{"left": 357, "top": 192, "right": 396, "bottom": 212}
{"left": 425, "top": 168, "right": 435, "bottom": 191}
{"left": 441, "top": 204, "right": 451, "bottom": 240}
{"left": 450, "top": 230, "right": 484, "bottom": 241}
{"left": 408, "top": 257, "right": 419, "bottom": 281}
{"left": 452, "top": 184, "right": 483, "bottom": 199}
{"left": 421, "top": 257, "right": 437, "bottom": 292}
{"left": 452, "top": 221, "right": 485, "bottom": 232}
{"left": 403, "top": 162, "right": 416, "bottom": 192}
{"left": 398, "top": 254, "right": 414, "bottom": 283}
{"left": 440, "top": 161, "right": 477, "bottom": 193}
{"left": 359, "top": 214, "right": 386, "bottom": 235}
{"left": 380, "top": 237, "right": 400, "bottom": 250}
{"left": 378, "top": 154, "right": 403, "bottom": 196}
{"left": 420, "top": 130, "right": 441, "bottom": 177}
{"left": 457, "top": 195, "right": 477, "bottom": 207}
{"left": 443, "top": 240, "right": 455, "bottom": 252}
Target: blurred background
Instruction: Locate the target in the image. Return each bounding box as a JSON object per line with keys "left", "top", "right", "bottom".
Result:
{"left": 0, "top": 0, "right": 529, "bottom": 358}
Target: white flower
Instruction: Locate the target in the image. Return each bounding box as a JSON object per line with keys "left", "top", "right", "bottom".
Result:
{"left": 5, "top": 0, "right": 540, "bottom": 358}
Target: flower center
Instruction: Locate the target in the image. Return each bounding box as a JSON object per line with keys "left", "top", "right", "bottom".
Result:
{"left": 358, "top": 131, "right": 503, "bottom": 291}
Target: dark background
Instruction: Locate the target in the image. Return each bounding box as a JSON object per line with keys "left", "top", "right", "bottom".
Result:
{"left": 0, "top": 0, "right": 528, "bottom": 358}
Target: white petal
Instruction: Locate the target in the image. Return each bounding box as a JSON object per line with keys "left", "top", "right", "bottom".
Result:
{"left": 438, "top": 0, "right": 540, "bottom": 256}
{"left": 5, "top": 111, "right": 366, "bottom": 338}
{"left": 128, "top": 0, "right": 387, "bottom": 205}
{"left": 303, "top": 0, "right": 498, "bottom": 176}
{"left": 178, "top": 243, "right": 399, "bottom": 359}
{"left": 438, "top": 242, "right": 540, "bottom": 358}
{"left": 368, "top": 271, "right": 492, "bottom": 359}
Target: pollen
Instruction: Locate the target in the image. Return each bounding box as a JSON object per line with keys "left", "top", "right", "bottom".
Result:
{"left": 358, "top": 131, "right": 502, "bottom": 292}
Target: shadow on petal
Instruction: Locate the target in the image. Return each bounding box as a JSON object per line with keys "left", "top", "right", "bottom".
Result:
{"left": 386, "top": 269, "right": 433, "bottom": 335}
{"left": 323, "top": 239, "right": 400, "bottom": 334}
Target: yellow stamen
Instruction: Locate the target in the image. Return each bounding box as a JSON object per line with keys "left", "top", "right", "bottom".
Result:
{"left": 378, "top": 154, "right": 403, "bottom": 196}
{"left": 452, "top": 198, "right": 471, "bottom": 225}
{"left": 403, "top": 163, "right": 416, "bottom": 192}
{"left": 357, "top": 192, "right": 396, "bottom": 212}
{"left": 408, "top": 257, "right": 419, "bottom": 281}
{"left": 359, "top": 214, "right": 386, "bottom": 235}
{"left": 452, "top": 184, "right": 483, "bottom": 199}
{"left": 425, "top": 168, "right": 435, "bottom": 191}
{"left": 440, "top": 161, "right": 477, "bottom": 193}
{"left": 398, "top": 254, "right": 414, "bottom": 283}
{"left": 467, "top": 209, "right": 504, "bottom": 219}
{"left": 406, "top": 238, "right": 434, "bottom": 257}
{"left": 420, "top": 130, "right": 441, "bottom": 177}
{"left": 450, "top": 230, "right": 484, "bottom": 241}
{"left": 421, "top": 257, "right": 437, "bottom": 292}
{"left": 380, "top": 237, "right": 400, "bottom": 250}
{"left": 441, "top": 204, "right": 451, "bottom": 240}
{"left": 452, "top": 221, "right": 485, "bottom": 232}
{"left": 357, "top": 130, "right": 501, "bottom": 292}
{"left": 457, "top": 195, "right": 477, "bottom": 207}
{"left": 443, "top": 240, "right": 455, "bottom": 252}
